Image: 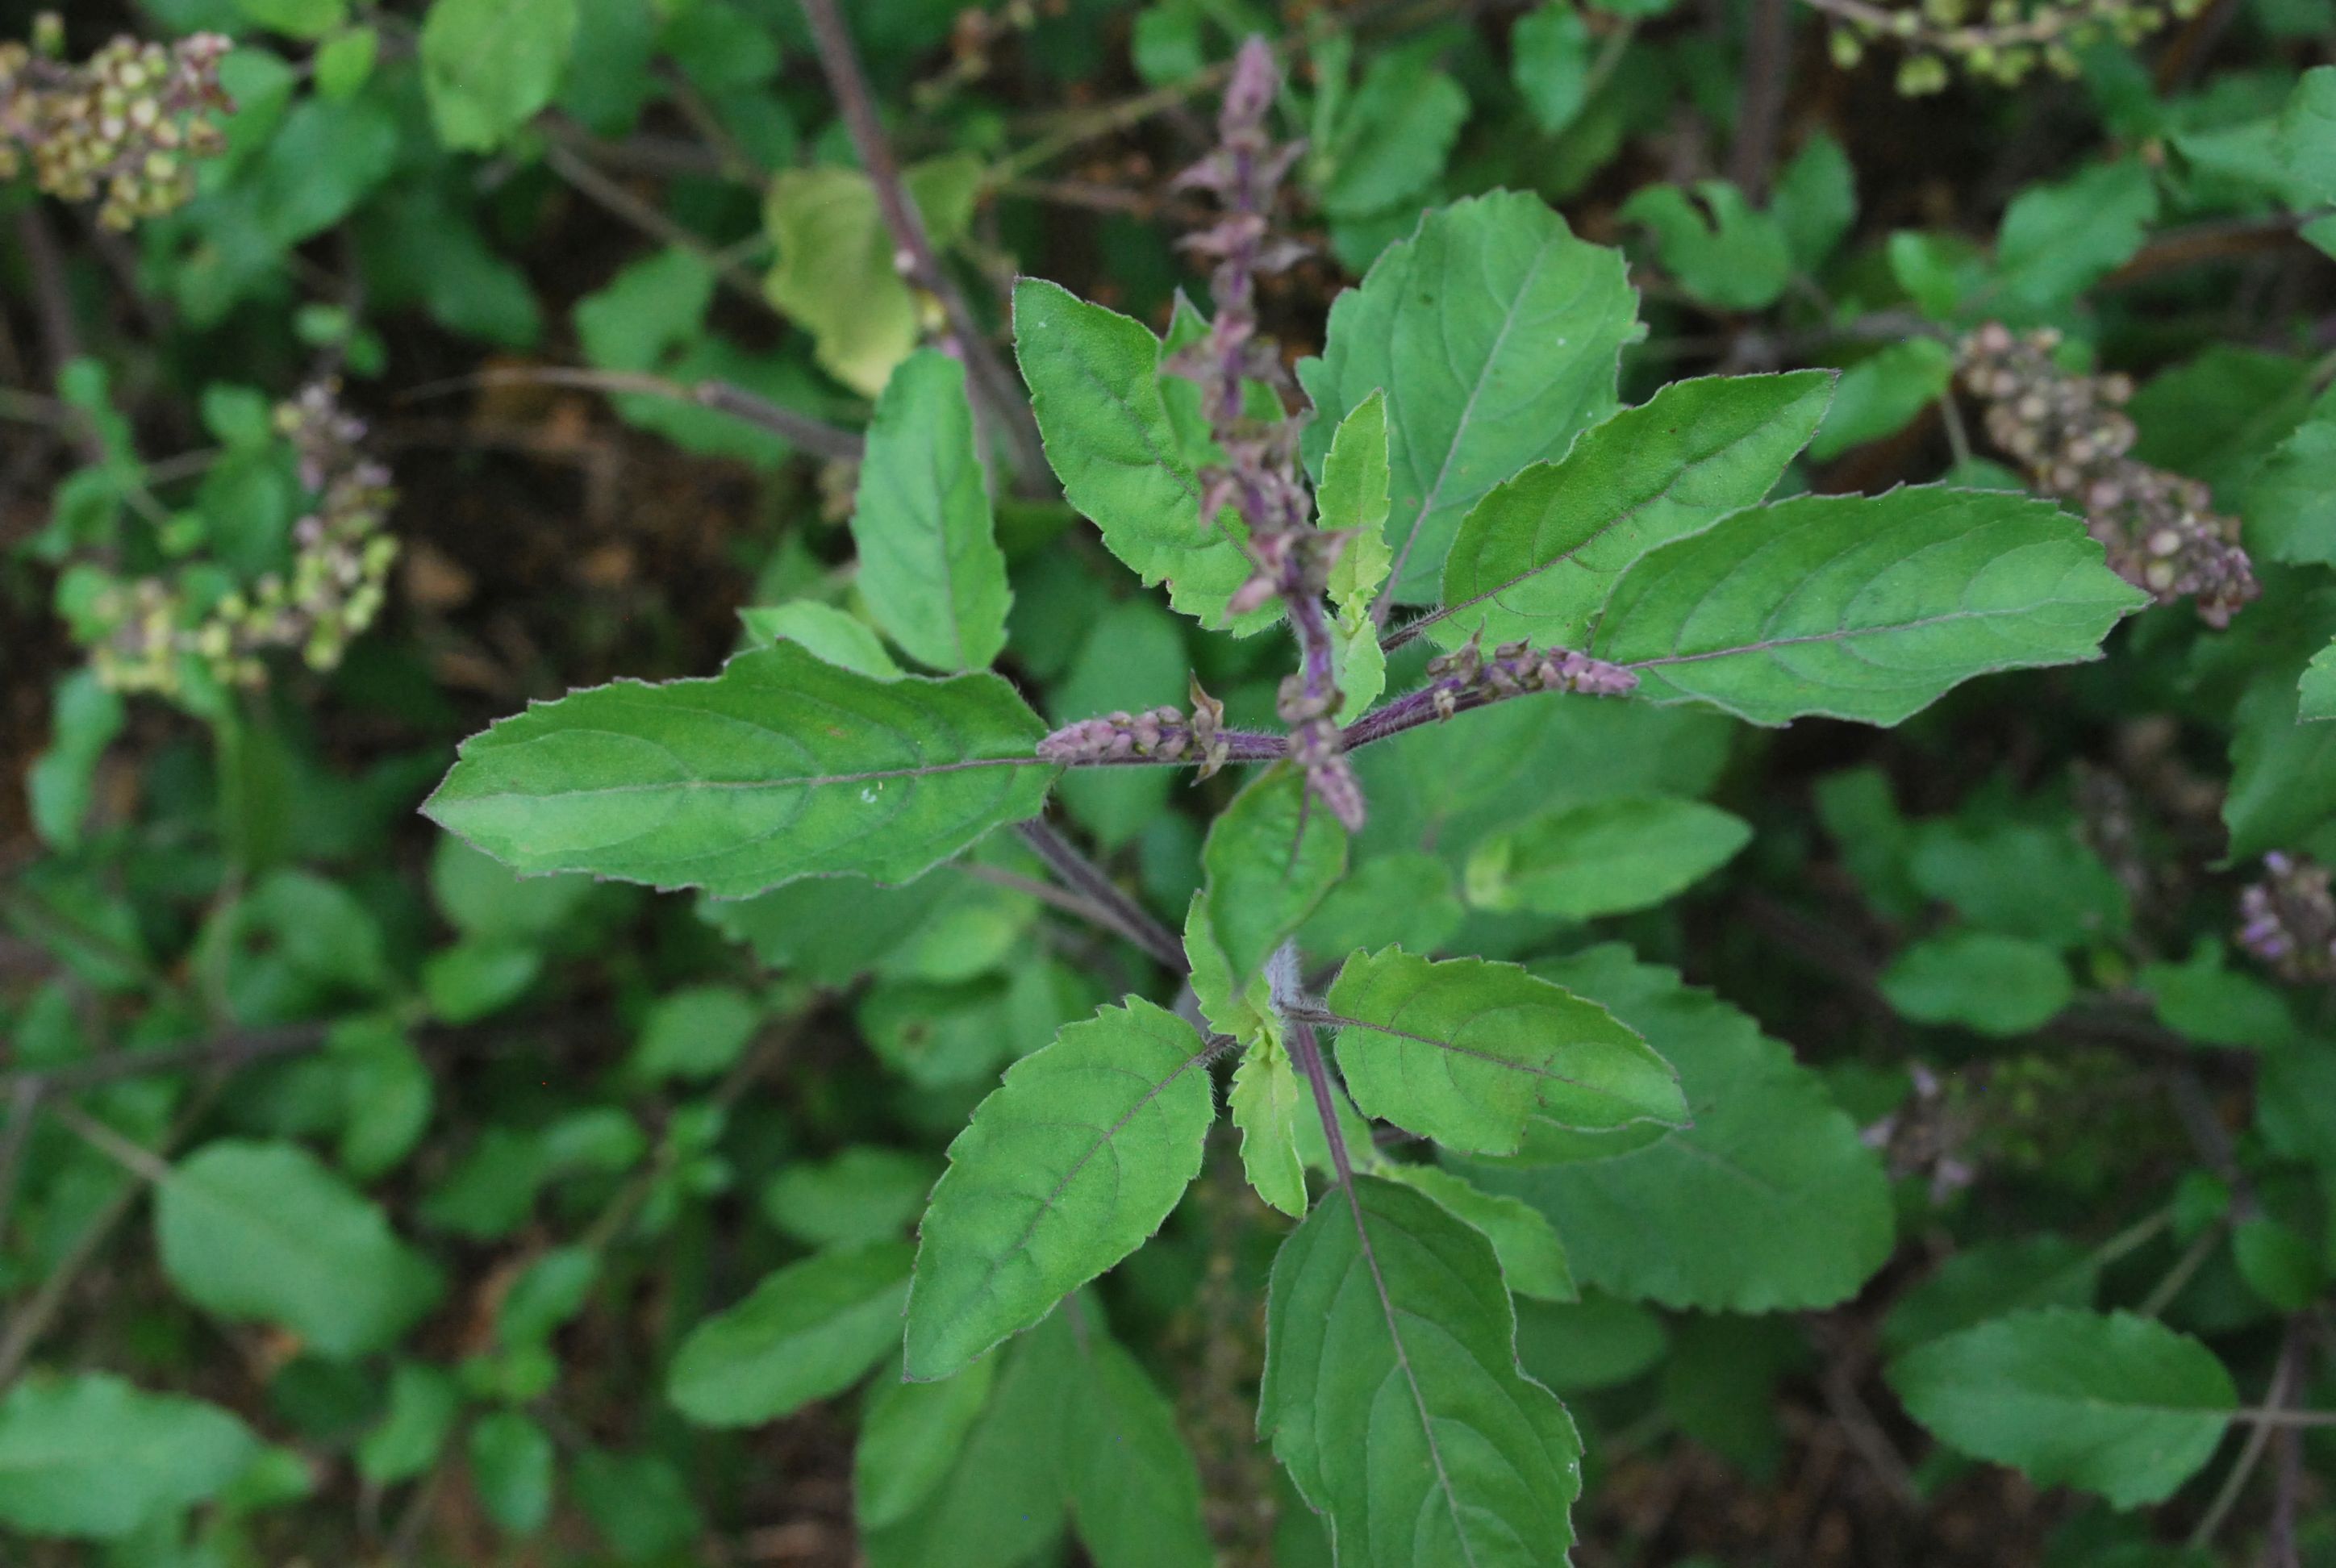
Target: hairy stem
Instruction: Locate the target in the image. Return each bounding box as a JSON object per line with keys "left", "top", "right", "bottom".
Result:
{"left": 1016, "top": 818, "right": 1188, "bottom": 974}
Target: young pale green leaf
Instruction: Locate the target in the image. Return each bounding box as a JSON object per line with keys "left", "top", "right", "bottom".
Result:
{"left": 1320, "top": 390, "right": 1393, "bottom": 608}
{"left": 1593, "top": 487, "right": 2149, "bottom": 726}
{"left": 1230, "top": 1029, "right": 1311, "bottom": 1218}
{"left": 1065, "top": 1311, "right": 1218, "bottom": 1568}
{"left": 419, "top": 0, "right": 578, "bottom": 152}
{"left": 851, "top": 350, "right": 1012, "bottom": 672}
{"left": 1012, "top": 278, "right": 1257, "bottom": 628}
{"left": 421, "top": 644, "right": 1059, "bottom": 896}
{"left": 157, "top": 1139, "right": 444, "bottom": 1358}
{"left": 1262, "top": 1174, "right": 1582, "bottom": 1565}
{"left": 1473, "top": 946, "right": 1894, "bottom": 1312}
{"left": 1880, "top": 931, "right": 2074, "bottom": 1036}
{"left": 0, "top": 1374, "right": 257, "bottom": 1540}
{"left": 1887, "top": 1309, "right": 2236, "bottom": 1508}
{"left": 1381, "top": 1162, "right": 1577, "bottom": 1301}
{"left": 1298, "top": 190, "right": 1639, "bottom": 601}
{"left": 1196, "top": 767, "right": 1350, "bottom": 992}
{"left": 1464, "top": 796, "right": 1751, "bottom": 920}
{"left": 903, "top": 999, "right": 1215, "bottom": 1380}
{"left": 739, "top": 601, "right": 905, "bottom": 679}
{"left": 1434, "top": 372, "right": 1833, "bottom": 649}
{"left": 1324, "top": 948, "right": 1686, "bottom": 1155}
{"left": 765, "top": 159, "right": 981, "bottom": 396}
{"left": 666, "top": 1241, "right": 914, "bottom": 1426}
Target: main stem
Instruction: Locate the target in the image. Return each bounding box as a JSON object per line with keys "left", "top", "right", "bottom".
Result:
{"left": 795, "top": 0, "right": 1047, "bottom": 482}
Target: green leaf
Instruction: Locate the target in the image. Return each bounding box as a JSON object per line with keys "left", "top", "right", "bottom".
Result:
{"left": 157, "top": 1139, "right": 444, "bottom": 1358}
{"left": 1262, "top": 1174, "right": 1582, "bottom": 1565}
{"left": 1381, "top": 1162, "right": 1577, "bottom": 1300}
{"left": 765, "top": 158, "right": 981, "bottom": 397}
{"left": 422, "top": 940, "right": 540, "bottom": 1024}
{"left": 739, "top": 601, "right": 905, "bottom": 678}
{"left": 762, "top": 1146, "right": 939, "bottom": 1249}
{"left": 1474, "top": 947, "right": 1894, "bottom": 1311}
{"left": 667, "top": 1241, "right": 914, "bottom": 1425}
{"left": 1512, "top": 1292, "right": 1668, "bottom": 1392}
{"left": 903, "top": 1000, "right": 1215, "bottom": 1380}
{"left": 1995, "top": 161, "right": 2159, "bottom": 311}
{"left": 1299, "top": 190, "right": 1639, "bottom": 601}
{"left": 1887, "top": 1309, "right": 2235, "bottom": 1508}
{"left": 855, "top": 1353, "right": 1000, "bottom": 1533}
{"left": 574, "top": 1449, "right": 703, "bottom": 1561}
{"left": 2227, "top": 665, "right": 2336, "bottom": 859}
{"left": 420, "top": 0, "right": 579, "bottom": 152}
{"left": 1012, "top": 278, "right": 1258, "bottom": 629}
{"left": 468, "top": 1409, "right": 556, "bottom": 1535}
{"left": 27, "top": 669, "right": 123, "bottom": 851}
{"left": 1435, "top": 371, "right": 1834, "bottom": 649}
{"left": 2303, "top": 640, "right": 2336, "bottom": 720}
{"left": 1512, "top": 3, "right": 1593, "bottom": 136}
{"left": 0, "top": 1374, "right": 257, "bottom": 1540}
{"left": 236, "top": 0, "right": 348, "bottom": 38}
{"left": 1881, "top": 1237, "right": 2100, "bottom": 1355}
{"left": 1313, "top": 44, "right": 1469, "bottom": 219}
{"left": 1908, "top": 819, "right": 2130, "bottom": 945}
{"left": 863, "top": 1318, "right": 1074, "bottom": 1567}
{"left": 497, "top": 1247, "right": 599, "bottom": 1349}
{"left": 2234, "top": 1216, "right": 2325, "bottom": 1311}
{"left": 1772, "top": 132, "right": 1856, "bottom": 271}
{"left": 1464, "top": 796, "right": 1751, "bottom": 918}
{"left": 852, "top": 350, "right": 1012, "bottom": 672}
{"left": 1880, "top": 932, "right": 2074, "bottom": 1036}
{"left": 1808, "top": 338, "right": 1955, "bottom": 460}
{"left": 1620, "top": 181, "right": 1793, "bottom": 311}
{"left": 312, "top": 26, "right": 378, "bottom": 98}
{"left": 1324, "top": 948, "right": 1687, "bottom": 1154}
{"left": 1231, "top": 1031, "right": 1311, "bottom": 1217}
{"left": 629, "top": 983, "right": 761, "bottom": 1082}
{"left": 2247, "top": 418, "right": 2336, "bottom": 566}
{"left": 1065, "top": 1311, "right": 1217, "bottom": 1568}
{"left": 421, "top": 644, "right": 1058, "bottom": 896}
{"left": 357, "top": 1363, "right": 462, "bottom": 1487}
{"left": 1195, "top": 767, "right": 1350, "bottom": 993}
{"left": 1594, "top": 486, "right": 2147, "bottom": 726}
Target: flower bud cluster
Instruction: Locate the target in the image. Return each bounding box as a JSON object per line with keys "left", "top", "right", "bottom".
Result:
{"left": 1162, "top": 38, "right": 1366, "bottom": 829}
{"left": 2237, "top": 852, "right": 2336, "bottom": 985}
{"left": 1039, "top": 679, "right": 1235, "bottom": 779}
{"left": 0, "top": 21, "right": 233, "bottom": 229}
{"left": 89, "top": 382, "right": 398, "bottom": 696}
{"left": 1823, "top": 0, "right": 2203, "bottom": 94}
{"left": 1958, "top": 323, "right": 2258, "bottom": 628}
{"left": 1421, "top": 637, "right": 1639, "bottom": 719}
